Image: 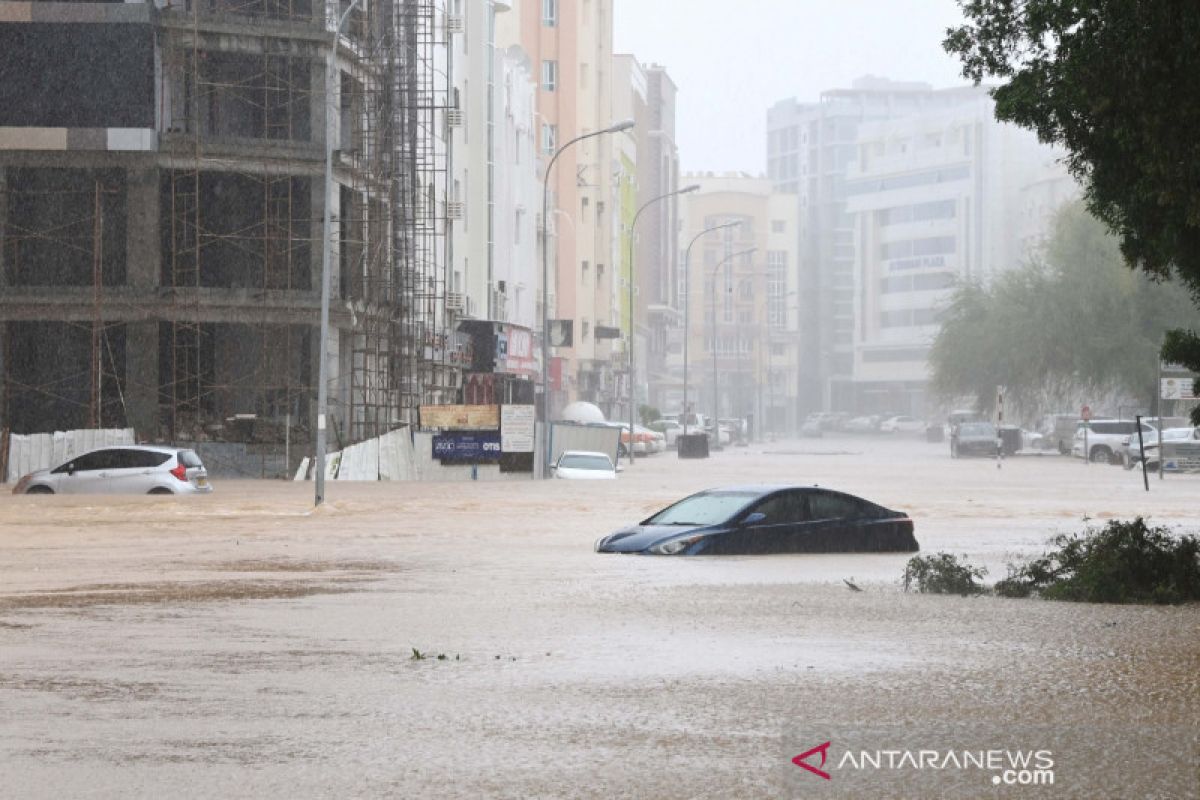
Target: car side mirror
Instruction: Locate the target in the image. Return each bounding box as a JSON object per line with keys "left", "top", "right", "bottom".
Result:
{"left": 742, "top": 512, "right": 766, "bottom": 526}
{"left": 67, "top": 464, "right": 75, "bottom": 476}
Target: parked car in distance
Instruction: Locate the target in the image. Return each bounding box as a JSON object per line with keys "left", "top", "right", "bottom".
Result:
{"left": 552, "top": 450, "right": 619, "bottom": 480}
{"left": 633, "top": 424, "right": 666, "bottom": 453}
{"left": 595, "top": 485, "right": 917, "bottom": 555}
{"left": 1039, "top": 413, "right": 1079, "bottom": 454}
{"left": 950, "top": 421, "right": 998, "bottom": 458}
{"left": 1072, "top": 419, "right": 1151, "bottom": 464}
{"left": 880, "top": 415, "right": 925, "bottom": 434}
{"left": 649, "top": 417, "right": 683, "bottom": 448}
{"left": 12, "top": 446, "right": 212, "bottom": 495}
{"left": 1125, "top": 427, "right": 1199, "bottom": 471}
{"left": 1121, "top": 418, "right": 1191, "bottom": 468}
{"left": 799, "top": 418, "right": 823, "bottom": 438}
{"left": 844, "top": 415, "right": 880, "bottom": 433}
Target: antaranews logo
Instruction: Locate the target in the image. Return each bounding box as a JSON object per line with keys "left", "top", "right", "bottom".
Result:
{"left": 791, "top": 741, "right": 1055, "bottom": 787}
{"left": 792, "top": 741, "right": 831, "bottom": 780}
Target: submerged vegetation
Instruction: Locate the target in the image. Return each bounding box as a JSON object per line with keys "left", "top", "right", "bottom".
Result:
{"left": 906, "top": 519, "right": 1200, "bottom": 605}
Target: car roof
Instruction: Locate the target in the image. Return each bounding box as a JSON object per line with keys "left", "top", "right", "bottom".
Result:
{"left": 699, "top": 484, "right": 826, "bottom": 495}
{"left": 560, "top": 450, "right": 611, "bottom": 457}
{"left": 81, "top": 444, "right": 181, "bottom": 454}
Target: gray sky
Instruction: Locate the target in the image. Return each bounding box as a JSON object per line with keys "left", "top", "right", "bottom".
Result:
{"left": 613, "top": 0, "right": 970, "bottom": 174}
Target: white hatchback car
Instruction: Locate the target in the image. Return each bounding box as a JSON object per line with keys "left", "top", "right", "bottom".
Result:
{"left": 13, "top": 445, "right": 213, "bottom": 495}
{"left": 552, "top": 450, "right": 619, "bottom": 480}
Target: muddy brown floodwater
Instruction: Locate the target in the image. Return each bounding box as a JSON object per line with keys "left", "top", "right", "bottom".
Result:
{"left": 0, "top": 438, "right": 1197, "bottom": 798}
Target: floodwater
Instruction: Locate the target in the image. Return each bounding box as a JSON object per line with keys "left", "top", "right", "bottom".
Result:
{"left": 0, "top": 438, "right": 1197, "bottom": 797}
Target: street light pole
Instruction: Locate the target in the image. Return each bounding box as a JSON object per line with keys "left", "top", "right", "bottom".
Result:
{"left": 316, "top": 0, "right": 364, "bottom": 506}
{"left": 625, "top": 183, "right": 699, "bottom": 464}
{"left": 681, "top": 220, "right": 741, "bottom": 435}
{"left": 707, "top": 247, "right": 756, "bottom": 448}
{"left": 540, "top": 118, "right": 634, "bottom": 477}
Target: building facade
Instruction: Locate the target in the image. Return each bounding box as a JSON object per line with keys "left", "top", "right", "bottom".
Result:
{"left": 0, "top": 0, "right": 458, "bottom": 455}
{"left": 845, "top": 90, "right": 1072, "bottom": 416}
{"left": 672, "top": 173, "right": 801, "bottom": 436}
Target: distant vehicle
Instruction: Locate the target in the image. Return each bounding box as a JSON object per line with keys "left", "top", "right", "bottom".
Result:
{"left": 950, "top": 421, "right": 998, "bottom": 458}
{"left": 719, "top": 417, "right": 749, "bottom": 446}
{"left": 633, "top": 424, "right": 667, "bottom": 453}
{"left": 648, "top": 418, "right": 682, "bottom": 448}
{"left": 1121, "top": 417, "right": 1191, "bottom": 468}
{"left": 12, "top": 446, "right": 212, "bottom": 495}
{"left": 1039, "top": 413, "right": 1079, "bottom": 454}
{"left": 1072, "top": 419, "right": 1151, "bottom": 464}
{"left": 1124, "top": 427, "right": 1199, "bottom": 470}
{"left": 594, "top": 485, "right": 917, "bottom": 555}
{"left": 880, "top": 415, "right": 925, "bottom": 434}
{"left": 844, "top": 415, "right": 880, "bottom": 433}
{"left": 799, "top": 418, "right": 823, "bottom": 438}
{"left": 552, "top": 450, "right": 619, "bottom": 480}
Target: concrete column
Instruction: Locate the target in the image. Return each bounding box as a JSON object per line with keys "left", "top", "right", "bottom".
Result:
{"left": 125, "top": 167, "right": 161, "bottom": 440}
{"left": 0, "top": 166, "right": 7, "bottom": 289}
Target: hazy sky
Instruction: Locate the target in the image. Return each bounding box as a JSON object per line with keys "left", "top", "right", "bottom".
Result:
{"left": 613, "top": 0, "right": 970, "bottom": 175}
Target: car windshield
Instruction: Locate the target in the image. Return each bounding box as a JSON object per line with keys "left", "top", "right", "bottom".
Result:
{"left": 959, "top": 423, "right": 995, "bottom": 436}
{"left": 558, "top": 454, "right": 612, "bottom": 470}
{"left": 645, "top": 491, "right": 758, "bottom": 526}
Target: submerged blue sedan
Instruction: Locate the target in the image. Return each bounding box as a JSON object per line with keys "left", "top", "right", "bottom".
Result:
{"left": 595, "top": 485, "right": 918, "bottom": 555}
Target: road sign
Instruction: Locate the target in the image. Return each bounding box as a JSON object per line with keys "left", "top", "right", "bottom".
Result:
{"left": 1081, "top": 405, "right": 1092, "bottom": 421}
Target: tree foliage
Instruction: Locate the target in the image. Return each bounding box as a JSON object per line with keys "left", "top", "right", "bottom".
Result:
{"left": 945, "top": 1, "right": 1200, "bottom": 420}
{"left": 930, "top": 203, "right": 1194, "bottom": 416}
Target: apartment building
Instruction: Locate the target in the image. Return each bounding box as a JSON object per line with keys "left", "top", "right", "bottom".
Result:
{"left": 673, "top": 173, "right": 801, "bottom": 435}
{"left": 845, "top": 89, "right": 1069, "bottom": 416}
{"left": 497, "top": 0, "right": 620, "bottom": 417}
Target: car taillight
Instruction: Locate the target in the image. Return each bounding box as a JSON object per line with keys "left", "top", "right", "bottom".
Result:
{"left": 170, "top": 463, "right": 188, "bottom": 481}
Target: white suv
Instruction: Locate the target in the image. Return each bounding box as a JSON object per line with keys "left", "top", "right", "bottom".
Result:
{"left": 1071, "top": 420, "right": 1152, "bottom": 464}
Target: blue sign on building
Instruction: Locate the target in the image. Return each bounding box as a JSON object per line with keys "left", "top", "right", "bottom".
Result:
{"left": 432, "top": 432, "right": 502, "bottom": 463}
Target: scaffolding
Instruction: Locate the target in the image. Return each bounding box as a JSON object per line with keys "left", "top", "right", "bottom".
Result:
{"left": 0, "top": 0, "right": 457, "bottom": 466}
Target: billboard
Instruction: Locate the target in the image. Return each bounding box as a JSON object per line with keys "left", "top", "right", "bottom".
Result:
{"left": 431, "top": 432, "right": 502, "bottom": 463}
{"left": 419, "top": 404, "right": 500, "bottom": 430}
{"left": 500, "top": 405, "right": 535, "bottom": 453}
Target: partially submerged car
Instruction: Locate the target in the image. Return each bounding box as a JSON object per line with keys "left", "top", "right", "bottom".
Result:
{"left": 949, "top": 421, "right": 998, "bottom": 458}
{"left": 595, "top": 485, "right": 917, "bottom": 555}
{"left": 1129, "top": 427, "right": 1200, "bottom": 472}
{"left": 12, "top": 446, "right": 212, "bottom": 495}
{"left": 552, "top": 450, "right": 619, "bottom": 479}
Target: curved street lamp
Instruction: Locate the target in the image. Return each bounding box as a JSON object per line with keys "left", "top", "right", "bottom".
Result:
{"left": 624, "top": 183, "right": 699, "bottom": 464}
{"left": 708, "top": 248, "right": 756, "bottom": 446}
{"left": 680, "top": 220, "right": 741, "bottom": 435}
{"left": 540, "top": 118, "right": 634, "bottom": 476}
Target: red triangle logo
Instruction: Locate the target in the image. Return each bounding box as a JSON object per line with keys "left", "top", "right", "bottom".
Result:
{"left": 792, "top": 741, "right": 832, "bottom": 780}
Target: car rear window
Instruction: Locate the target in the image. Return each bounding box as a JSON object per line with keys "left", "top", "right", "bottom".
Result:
{"left": 178, "top": 450, "right": 203, "bottom": 468}
{"left": 558, "top": 454, "right": 612, "bottom": 470}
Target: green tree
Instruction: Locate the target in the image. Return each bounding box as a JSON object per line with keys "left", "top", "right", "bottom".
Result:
{"left": 945, "top": 2, "right": 1200, "bottom": 420}
{"left": 930, "top": 203, "right": 1194, "bottom": 414}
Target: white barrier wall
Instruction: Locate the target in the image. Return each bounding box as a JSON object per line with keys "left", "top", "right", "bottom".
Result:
{"left": 4, "top": 429, "right": 136, "bottom": 484}
{"left": 294, "top": 427, "right": 535, "bottom": 482}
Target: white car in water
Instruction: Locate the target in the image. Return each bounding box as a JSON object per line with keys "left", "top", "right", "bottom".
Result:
{"left": 12, "top": 445, "right": 213, "bottom": 495}
{"left": 880, "top": 415, "right": 926, "bottom": 434}
{"left": 551, "top": 450, "right": 619, "bottom": 480}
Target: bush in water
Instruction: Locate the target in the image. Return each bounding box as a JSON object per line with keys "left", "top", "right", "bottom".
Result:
{"left": 903, "top": 552, "right": 988, "bottom": 596}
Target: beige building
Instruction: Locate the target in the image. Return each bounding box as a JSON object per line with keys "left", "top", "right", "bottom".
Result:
{"left": 673, "top": 174, "right": 802, "bottom": 436}
{"left": 497, "top": 0, "right": 620, "bottom": 417}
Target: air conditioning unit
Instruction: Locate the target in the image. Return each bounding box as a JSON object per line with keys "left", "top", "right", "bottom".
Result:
{"left": 445, "top": 292, "right": 465, "bottom": 312}
{"left": 446, "top": 201, "right": 465, "bottom": 220}
{"left": 446, "top": 109, "right": 464, "bottom": 128}
{"left": 446, "top": 14, "right": 464, "bottom": 33}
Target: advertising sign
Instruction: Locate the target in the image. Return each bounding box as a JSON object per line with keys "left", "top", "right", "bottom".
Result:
{"left": 501, "top": 405, "right": 535, "bottom": 453}
{"left": 1161, "top": 377, "right": 1197, "bottom": 400}
{"left": 432, "top": 432, "right": 502, "bottom": 463}
{"left": 502, "top": 325, "right": 537, "bottom": 375}
{"left": 419, "top": 404, "right": 500, "bottom": 430}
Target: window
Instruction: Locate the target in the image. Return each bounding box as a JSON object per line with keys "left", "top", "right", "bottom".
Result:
{"left": 767, "top": 250, "right": 786, "bottom": 327}
{"left": 771, "top": 220, "right": 785, "bottom": 233}
{"left": 542, "top": 0, "right": 557, "bottom": 26}
{"left": 808, "top": 491, "right": 865, "bottom": 520}
{"left": 541, "top": 60, "right": 557, "bottom": 92}
{"left": 541, "top": 123, "right": 556, "bottom": 155}
{"left": 748, "top": 491, "right": 808, "bottom": 525}
{"left": 582, "top": 320, "right": 590, "bottom": 339}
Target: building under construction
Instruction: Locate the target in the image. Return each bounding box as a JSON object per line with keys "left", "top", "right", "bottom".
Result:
{"left": 0, "top": 0, "right": 465, "bottom": 468}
